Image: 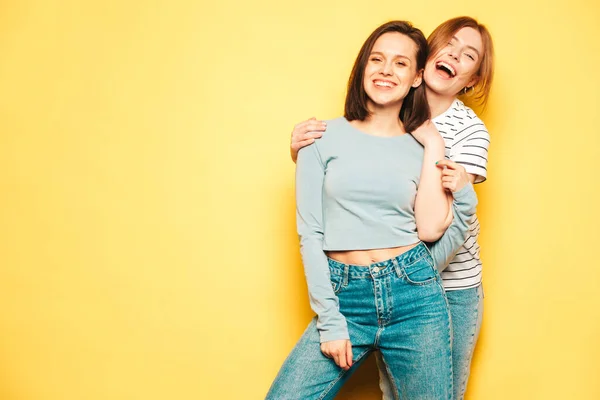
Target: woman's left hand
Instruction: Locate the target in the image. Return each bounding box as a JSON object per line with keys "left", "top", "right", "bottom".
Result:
{"left": 320, "top": 339, "right": 353, "bottom": 371}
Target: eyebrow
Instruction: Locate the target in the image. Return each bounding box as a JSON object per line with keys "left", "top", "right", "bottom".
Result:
{"left": 451, "top": 36, "right": 481, "bottom": 57}
{"left": 370, "top": 51, "right": 412, "bottom": 61}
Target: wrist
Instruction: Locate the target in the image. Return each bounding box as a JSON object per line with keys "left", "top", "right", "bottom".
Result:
{"left": 453, "top": 182, "right": 474, "bottom": 198}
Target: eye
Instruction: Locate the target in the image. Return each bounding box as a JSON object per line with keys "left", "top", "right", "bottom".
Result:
{"left": 370, "top": 57, "right": 382, "bottom": 62}
{"left": 396, "top": 61, "right": 406, "bottom": 66}
{"left": 465, "top": 53, "right": 475, "bottom": 61}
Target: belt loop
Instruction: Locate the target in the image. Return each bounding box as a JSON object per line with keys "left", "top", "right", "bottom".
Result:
{"left": 421, "top": 241, "right": 434, "bottom": 260}
{"left": 343, "top": 264, "right": 349, "bottom": 286}
{"left": 391, "top": 257, "right": 402, "bottom": 278}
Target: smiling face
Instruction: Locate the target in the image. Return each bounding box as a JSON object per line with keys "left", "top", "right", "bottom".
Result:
{"left": 424, "top": 27, "right": 484, "bottom": 98}
{"left": 363, "top": 32, "right": 423, "bottom": 111}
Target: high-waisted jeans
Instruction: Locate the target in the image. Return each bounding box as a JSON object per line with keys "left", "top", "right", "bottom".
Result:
{"left": 266, "top": 242, "right": 453, "bottom": 400}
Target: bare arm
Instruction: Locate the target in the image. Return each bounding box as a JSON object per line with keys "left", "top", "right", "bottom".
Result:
{"left": 290, "top": 118, "right": 326, "bottom": 163}
{"left": 412, "top": 120, "right": 450, "bottom": 242}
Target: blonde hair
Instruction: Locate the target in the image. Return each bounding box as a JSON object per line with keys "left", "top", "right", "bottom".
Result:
{"left": 428, "top": 17, "right": 495, "bottom": 110}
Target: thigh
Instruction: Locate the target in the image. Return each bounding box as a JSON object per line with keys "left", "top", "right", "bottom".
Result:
{"left": 378, "top": 258, "right": 453, "bottom": 400}
{"left": 447, "top": 285, "right": 484, "bottom": 400}
{"left": 266, "top": 317, "right": 372, "bottom": 400}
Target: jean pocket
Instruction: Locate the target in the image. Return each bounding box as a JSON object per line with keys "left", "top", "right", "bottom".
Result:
{"left": 329, "top": 271, "right": 345, "bottom": 294}
{"left": 402, "top": 256, "right": 437, "bottom": 286}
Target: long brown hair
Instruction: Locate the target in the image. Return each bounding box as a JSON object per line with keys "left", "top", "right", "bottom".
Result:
{"left": 428, "top": 16, "right": 495, "bottom": 109}
{"left": 344, "top": 21, "right": 430, "bottom": 133}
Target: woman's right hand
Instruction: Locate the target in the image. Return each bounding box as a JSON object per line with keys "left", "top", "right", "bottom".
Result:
{"left": 410, "top": 119, "right": 444, "bottom": 147}
{"left": 321, "top": 339, "right": 353, "bottom": 370}
{"left": 290, "top": 117, "right": 326, "bottom": 163}
{"left": 436, "top": 160, "right": 470, "bottom": 193}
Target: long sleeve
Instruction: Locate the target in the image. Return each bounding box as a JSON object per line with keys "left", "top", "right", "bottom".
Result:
{"left": 295, "top": 144, "right": 349, "bottom": 343}
{"left": 428, "top": 183, "right": 478, "bottom": 271}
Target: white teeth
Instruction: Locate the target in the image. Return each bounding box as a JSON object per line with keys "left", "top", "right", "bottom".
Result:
{"left": 374, "top": 81, "right": 394, "bottom": 87}
{"left": 438, "top": 61, "right": 456, "bottom": 77}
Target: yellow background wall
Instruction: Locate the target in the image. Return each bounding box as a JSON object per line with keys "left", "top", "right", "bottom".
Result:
{"left": 1, "top": 0, "right": 599, "bottom": 399}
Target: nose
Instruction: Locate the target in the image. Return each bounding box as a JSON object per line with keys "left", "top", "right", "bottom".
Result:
{"left": 380, "top": 60, "right": 393, "bottom": 76}
{"left": 448, "top": 49, "right": 459, "bottom": 61}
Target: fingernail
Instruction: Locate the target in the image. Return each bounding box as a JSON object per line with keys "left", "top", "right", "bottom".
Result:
{"left": 435, "top": 161, "right": 439, "bottom": 165}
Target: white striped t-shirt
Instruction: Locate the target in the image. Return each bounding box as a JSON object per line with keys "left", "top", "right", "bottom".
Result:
{"left": 432, "top": 99, "right": 490, "bottom": 291}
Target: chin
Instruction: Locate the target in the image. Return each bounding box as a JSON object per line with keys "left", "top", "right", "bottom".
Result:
{"left": 371, "top": 97, "right": 403, "bottom": 108}
{"left": 425, "top": 79, "right": 452, "bottom": 96}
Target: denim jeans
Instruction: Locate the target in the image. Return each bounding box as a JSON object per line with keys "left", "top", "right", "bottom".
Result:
{"left": 378, "top": 284, "right": 484, "bottom": 400}
{"left": 266, "top": 243, "right": 453, "bottom": 400}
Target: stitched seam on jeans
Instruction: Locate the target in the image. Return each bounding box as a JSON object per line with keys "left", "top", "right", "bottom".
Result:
{"left": 374, "top": 327, "right": 383, "bottom": 348}
{"left": 380, "top": 354, "right": 400, "bottom": 400}
{"left": 437, "top": 279, "right": 454, "bottom": 400}
{"left": 401, "top": 255, "right": 438, "bottom": 286}
{"left": 401, "top": 253, "right": 429, "bottom": 269}
{"left": 383, "top": 275, "right": 393, "bottom": 325}
{"left": 402, "top": 274, "right": 437, "bottom": 286}
{"left": 372, "top": 279, "right": 383, "bottom": 325}
{"left": 331, "top": 275, "right": 342, "bottom": 294}
{"left": 401, "top": 263, "right": 437, "bottom": 286}
{"left": 459, "top": 289, "right": 481, "bottom": 399}
{"left": 317, "top": 348, "right": 372, "bottom": 400}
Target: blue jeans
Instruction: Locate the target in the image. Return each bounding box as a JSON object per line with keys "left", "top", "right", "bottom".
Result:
{"left": 266, "top": 243, "right": 453, "bottom": 400}
{"left": 378, "top": 284, "right": 484, "bottom": 400}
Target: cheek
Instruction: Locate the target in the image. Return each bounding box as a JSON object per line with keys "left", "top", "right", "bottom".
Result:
{"left": 458, "top": 71, "right": 477, "bottom": 86}
{"left": 423, "top": 65, "right": 438, "bottom": 82}
{"left": 400, "top": 69, "right": 418, "bottom": 83}
{"left": 364, "top": 63, "right": 378, "bottom": 76}
{"left": 362, "top": 74, "right": 372, "bottom": 90}
{"left": 461, "top": 61, "right": 480, "bottom": 81}
{"left": 424, "top": 61, "right": 436, "bottom": 76}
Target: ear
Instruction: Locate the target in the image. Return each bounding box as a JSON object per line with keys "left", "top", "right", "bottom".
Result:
{"left": 465, "top": 74, "right": 480, "bottom": 89}
{"left": 412, "top": 69, "right": 424, "bottom": 88}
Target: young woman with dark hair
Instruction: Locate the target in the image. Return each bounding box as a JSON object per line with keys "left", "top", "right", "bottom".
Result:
{"left": 267, "top": 20, "right": 477, "bottom": 400}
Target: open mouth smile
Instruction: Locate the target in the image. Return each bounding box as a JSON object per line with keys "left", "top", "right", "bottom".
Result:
{"left": 435, "top": 61, "right": 457, "bottom": 78}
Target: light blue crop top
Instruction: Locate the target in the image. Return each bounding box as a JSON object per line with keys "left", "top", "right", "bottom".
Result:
{"left": 295, "top": 117, "right": 478, "bottom": 342}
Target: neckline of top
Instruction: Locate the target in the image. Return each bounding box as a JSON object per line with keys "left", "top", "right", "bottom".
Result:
{"left": 340, "top": 117, "right": 413, "bottom": 140}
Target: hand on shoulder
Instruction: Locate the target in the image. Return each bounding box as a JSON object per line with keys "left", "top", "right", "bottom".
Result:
{"left": 410, "top": 119, "right": 444, "bottom": 147}
{"left": 290, "top": 117, "right": 326, "bottom": 163}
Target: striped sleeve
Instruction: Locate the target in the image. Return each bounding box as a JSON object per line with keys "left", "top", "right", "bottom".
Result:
{"left": 449, "top": 119, "right": 490, "bottom": 183}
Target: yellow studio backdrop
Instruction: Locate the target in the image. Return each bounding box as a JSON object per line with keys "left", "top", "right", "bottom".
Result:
{"left": 0, "top": 0, "right": 599, "bottom": 399}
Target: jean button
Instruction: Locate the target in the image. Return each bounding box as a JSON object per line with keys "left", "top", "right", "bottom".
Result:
{"left": 372, "top": 266, "right": 380, "bottom": 273}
